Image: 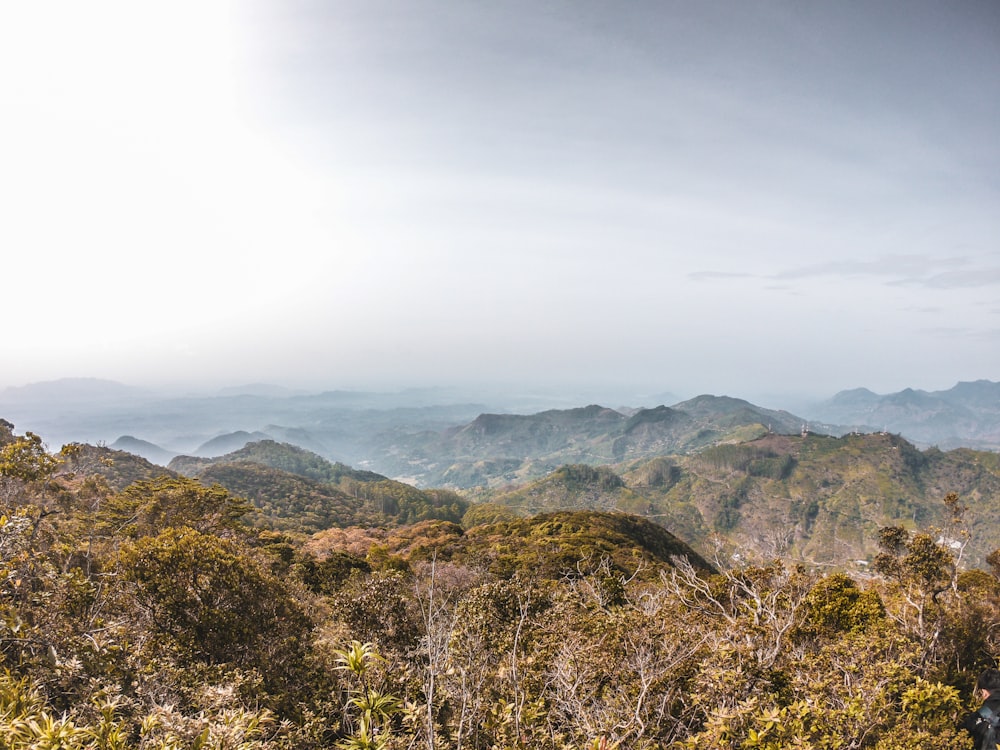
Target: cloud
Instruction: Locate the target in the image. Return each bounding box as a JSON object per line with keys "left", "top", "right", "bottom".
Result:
{"left": 688, "top": 271, "right": 755, "bottom": 282}
{"left": 771, "top": 255, "right": 1000, "bottom": 289}
{"left": 774, "top": 254, "right": 953, "bottom": 280}
{"left": 921, "top": 268, "right": 1000, "bottom": 290}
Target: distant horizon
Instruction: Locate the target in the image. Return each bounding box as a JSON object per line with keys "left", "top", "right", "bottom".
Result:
{"left": 2, "top": 372, "right": 996, "bottom": 409}
{"left": 2, "top": 370, "right": 998, "bottom": 467}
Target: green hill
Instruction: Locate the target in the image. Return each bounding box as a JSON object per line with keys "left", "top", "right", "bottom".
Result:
{"left": 341, "top": 509, "right": 715, "bottom": 580}
{"left": 648, "top": 431, "right": 1000, "bottom": 567}
{"left": 170, "top": 440, "right": 469, "bottom": 533}
{"left": 459, "top": 509, "right": 715, "bottom": 579}
{"left": 170, "top": 439, "right": 385, "bottom": 484}
{"left": 476, "top": 432, "right": 1000, "bottom": 569}
{"left": 197, "top": 462, "right": 374, "bottom": 533}
{"left": 488, "top": 464, "right": 650, "bottom": 516}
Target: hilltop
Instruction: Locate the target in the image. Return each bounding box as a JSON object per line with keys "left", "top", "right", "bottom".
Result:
{"left": 304, "top": 510, "right": 714, "bottom": 581}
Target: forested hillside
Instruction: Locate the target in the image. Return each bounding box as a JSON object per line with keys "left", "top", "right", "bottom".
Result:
{"left": 375, "top": 396, "right": 808, "bottom": 487}
{"left": 167, "top": 440, "right": 469, "bottom": 533}
{"left": 0, "top": 419, "right": 997, "bottom": 748}
{"left": 485, "top": 431, "right": 1000, "bottom": 568}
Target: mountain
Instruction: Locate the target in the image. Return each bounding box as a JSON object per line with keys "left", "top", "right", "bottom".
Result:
{"left": 0, "top": 377, "right": 148, "bottom": 405}
{"left": 216, "top": 383, "right": 304, "bottom": 397}
{"left": 169, "top": 439, "right": 385, "bottom": 484}
{"left": 193, "top": 430, "right": 274, "bottom": 457}
{"left": 4, "top": 378, "right": 998, "bottom": 484}
{"left": 195, "top": 462, "right": 384, "bottom": 534}
{"left": 808, "top": 380, "right": 1000, "bottom": 449}
{"left": 0, "top": 379, "right": 492, "bottom": 459}
{"left": 489, "top": 464, "right": 650, "bottom": 516}
{"left": 673, "top": 394, "right": 803, "bottom": 432}
{"left": 375, "top": 396, "right": 813, "bottom": 488}
{"left": 15, "top": 404, "right": 1000, "bottom": 576}
{"left": 109, "top": 435, "right": 176, "bottom": 466}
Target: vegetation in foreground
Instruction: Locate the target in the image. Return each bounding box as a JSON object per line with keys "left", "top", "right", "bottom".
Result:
{"left": 0, "top": 420, "right": 997, "bottom": 748}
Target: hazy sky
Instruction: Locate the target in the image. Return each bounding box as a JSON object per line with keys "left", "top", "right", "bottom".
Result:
{"left": 2, "top": 1, "right": 998, "bottom": 401}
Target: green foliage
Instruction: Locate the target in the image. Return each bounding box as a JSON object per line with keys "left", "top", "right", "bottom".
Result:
{"left": 461, "top": 502, "right": 519, "bottom": 528}
{"left": 333, "top": 641, "right": 402, "bottom": 750}
{"left": 0, "top": 432, "right": 58, "bottom": 482}
{"left": 462, "top": 510, "right": 714, "bottom": 580}
{"left": 697, "top": 443, "right": 796, "bottom": 479}
{"left": 332, "top": 571, "right": 420, "bottom": 655}
{"left": 550, "top": 464, "right": 625, "bottom": 491}
{"left": 628, "top": 456, "right": 683, "bottom": 488}
{"left": 58, "top": 443, "right": 177, "bottom": 492}
{"left": 120, "top": 527, "right": 311, "bottom": 681}
{"left": 102, "top": 476, "right": 253, "bottom": 538}
{"left": 0, "top": 669, "right": 279, "bottom": 750}
{"left": 199, "top": 462, "right": 371, "bottom": 534}
{"left": 171, "top": 446, "right": 469, "bottom": 534}
{"left": 874, "top": 527, "right": 954, "bottom": 593}
{"left": 800, "top": 572, "right": 886, "bottom": 636}
{"left": 299, "top": 550, "right": 373, "bottom": 595}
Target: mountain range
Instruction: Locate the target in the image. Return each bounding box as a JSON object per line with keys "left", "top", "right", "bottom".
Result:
{"left": 63, "top": 428, "right": 1000, "bottom": 571}
{"left": 808, "top": 380, "right": 1000, "bottom": 450}
{"left": 1, "top": 378, "right": 997, "bottom": 486}
{"left": 8, "top": 374, "right": 1000, "bottom": 571}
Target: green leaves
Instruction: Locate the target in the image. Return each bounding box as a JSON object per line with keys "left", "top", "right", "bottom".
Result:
{"left": 0, "top": 432, "right": 58, "bottom": 482}
{"left": 333, "top": 641, "right": 401, "bottom": 750}
{"left": 334, "top": 641, "right": 380, "bottom": 680}
{"left": 120, "top": 527, "right": 310, "bottom": 672}
{"left": 102, "top": 476, "right": 253, "bottom": 538}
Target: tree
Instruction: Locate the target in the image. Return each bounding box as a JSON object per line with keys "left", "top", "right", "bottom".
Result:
{"left": 119, "top": 527, "right": 312, "bottom": 699}
{"left": 874, "top": 526, "right": 956, "bottom": 652}
{"left": 0, "top": 431, "right": 58, "bottom": 484}
{"left": 101, "top": 476, "right": 253, "bottom": 538}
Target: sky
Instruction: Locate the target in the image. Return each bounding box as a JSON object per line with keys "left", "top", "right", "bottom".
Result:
{"left": 1, "top": 0, "right": 998, "bottom": 403}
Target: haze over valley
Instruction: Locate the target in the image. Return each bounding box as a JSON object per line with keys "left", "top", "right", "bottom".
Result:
{"left": 4, "top": 377, "right": 999, "bottom": 476}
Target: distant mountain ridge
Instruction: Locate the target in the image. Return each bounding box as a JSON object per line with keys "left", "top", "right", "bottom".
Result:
{"left": 0, "top": 377, "right": 150, "bottom": 405}
{"left": 109, "top": 435, "right": 177, "bottom": 466}
{"left": 67, "top": 427, "right": 1000, "bottom": 572}
{"left": 808, "top": 379, "right": 1000, "bottom": 450}
{"left": 11, "top": 400, "right": 1000, "bottom": 574}
{"left": 376, "top": 396, "right": 809, "bottom": 487}
{"left": 2, "top": 378, "right": 998, "bottom": 479}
